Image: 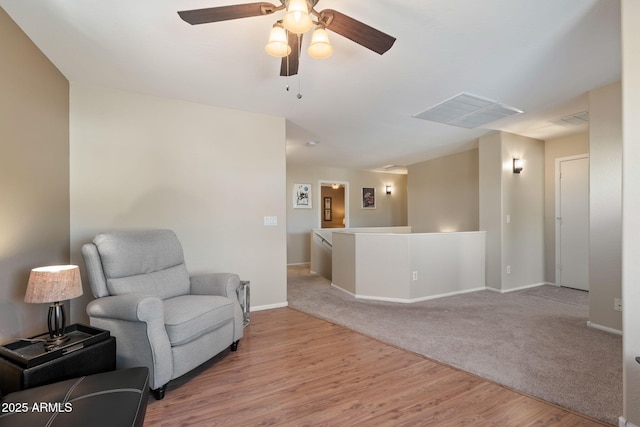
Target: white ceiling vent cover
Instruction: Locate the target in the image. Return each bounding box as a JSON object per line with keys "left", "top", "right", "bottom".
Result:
{"left": 549, "top": 111, "right": 589, "bottom": 127}
{"left": 413, "top": 93, "right": 523, "bottom": 129}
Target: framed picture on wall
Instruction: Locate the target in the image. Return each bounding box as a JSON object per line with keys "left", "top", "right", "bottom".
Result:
{"left": 293, "top": 183, "right": 312, "bottom": 209}
{"left": 362, "top": 187, "right": 376, "bottom": 209}
{"left": 324, "top": 197, "right": 332, "bottom": 210}
{"left": 323, "top": 197, "right": 332, "bottom": 221}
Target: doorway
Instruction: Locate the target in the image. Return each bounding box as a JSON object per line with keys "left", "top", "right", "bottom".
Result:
{"left": 555, "top": 154, "right": 589, "bottom": 291}
{"left": 319, "top": 181, "right": 348, "bottom": 228}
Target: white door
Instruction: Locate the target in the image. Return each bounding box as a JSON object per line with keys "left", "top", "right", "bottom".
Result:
{"left": 556, "top": 155, "right": 589, "bottom": 291}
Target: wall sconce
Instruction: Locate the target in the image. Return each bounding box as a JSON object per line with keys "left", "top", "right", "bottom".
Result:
{"left": 386, "top": 185, "right": 392, "bottom": 195}
{"left": 513, "top": 158, "right": 524, "bottom": 174}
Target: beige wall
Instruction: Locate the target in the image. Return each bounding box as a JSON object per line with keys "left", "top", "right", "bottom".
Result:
{"left": 408, "top": 149, "right": 479, "bottom": 233}
{"left": 479, "top": 132, "right": 545, "bottom": 292}
{"left": 0, "top": 8, "right": 70, "bottom": 341}
{"left": 69, "top": 83, "right": 288, "bottom": 320}
{"left": 501, "top": 132, "right": 546, "bottom": 291}
{"left": 286, "top": 164, "right": 408, "bottom": 264}
{"left": 544, "top": 132, "right": 589, "bottom": 283}
{"left": 478, "top": 132, "right": 503, "bottom": 290}
{"left": 621, "top": 0, "right": 640, "bottom": 422}
{"left": 589, "top": 82, "right": 622, "bottom": 332}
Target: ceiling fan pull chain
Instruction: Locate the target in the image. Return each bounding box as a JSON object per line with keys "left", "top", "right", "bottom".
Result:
{"left": 296, "top": 33, "right": 302, "bottom": 99}
{"left": 285, "top": 46, "right": 290, "bottom": 91}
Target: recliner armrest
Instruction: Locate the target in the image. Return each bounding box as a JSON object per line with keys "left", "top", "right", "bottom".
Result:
{"left": 189, "top": 273, "right": 240, "bottom": 299}
{"left": 87, "top": 294, "right": 164, "bottom": 323}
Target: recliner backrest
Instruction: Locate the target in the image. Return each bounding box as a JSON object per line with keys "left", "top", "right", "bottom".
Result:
{"left": 90, "top": 229, "right": 191, "bottom": 300}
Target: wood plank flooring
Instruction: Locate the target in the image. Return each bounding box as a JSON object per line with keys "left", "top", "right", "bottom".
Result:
{"left": 144, "top": 308, "right": 608, "bottom": 426}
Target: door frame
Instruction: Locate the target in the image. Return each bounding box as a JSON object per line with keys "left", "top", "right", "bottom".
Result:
{"left": 318, "top": 180, "right": 349, "bottom": 228}
{"left": 555, "top": 153, "right": 589, "bottom": 287}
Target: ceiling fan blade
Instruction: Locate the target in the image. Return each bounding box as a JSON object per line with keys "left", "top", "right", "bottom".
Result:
{"left": 178, "top": 2, "right": 278, "bottom": 25}
{"left": 319, "top": 9, "right": 396, "bottom": 55}
{"left": 280, "top": 32, "right": 302, "bottom": 76}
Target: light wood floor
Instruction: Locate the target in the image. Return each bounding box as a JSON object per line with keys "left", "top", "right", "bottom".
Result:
{"left": 144, "top": 308, "right": 607, "bottom": 426}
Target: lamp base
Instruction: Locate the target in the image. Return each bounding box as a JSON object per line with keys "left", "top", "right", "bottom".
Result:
{"left": 45, "top": 302, "right": 68, "bottom": 351}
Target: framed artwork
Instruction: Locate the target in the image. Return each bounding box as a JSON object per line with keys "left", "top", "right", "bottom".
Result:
{"left": 362, "top": 187, "right": 376, "bottom": 209}
{"left": 293, "top": 183, "right": 312, "bottom": 209}
{"left": 324, "top": 197, "right": 332, "bottom": 210}
{"left": 323, "top": 197, "right": 332, "bottom": 221}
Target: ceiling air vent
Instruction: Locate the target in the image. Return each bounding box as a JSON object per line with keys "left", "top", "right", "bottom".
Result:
{"left": 413, "top": 92, "right": 523, "bottom": 129}
{"left": 549, "top": 111, "right": 589, "bottom": 127}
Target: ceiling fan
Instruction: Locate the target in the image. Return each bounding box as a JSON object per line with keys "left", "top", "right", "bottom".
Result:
{"left": 178, "top": 0, "right": 396, "bottom": 76}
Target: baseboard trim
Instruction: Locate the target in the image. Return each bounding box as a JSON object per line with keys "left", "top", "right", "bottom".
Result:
{"left": 331, "top": 283, "right": 486, "bottom": 304}
{"left": 619, "top": 416, "right": 638, "bottom": 427}
{"left": 587, "top": 321, "right": 622, "bottom": 336}
{"left": 252, "top": 302, "right": 288, "bottom": 312}
{"left": 486, "top": 282, "right": 550, "bottom": 293}
{"left": 331, "top": 283, "right": 356, "bottom": 298}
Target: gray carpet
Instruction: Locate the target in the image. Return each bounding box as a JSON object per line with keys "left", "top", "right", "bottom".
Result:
{"left": 287, "top": 265, "right": 622, "bottom": 425}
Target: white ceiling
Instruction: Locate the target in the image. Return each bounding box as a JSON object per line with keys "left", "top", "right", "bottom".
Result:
{"left": 1, "top": 0, "right": 621, "bottom": 172}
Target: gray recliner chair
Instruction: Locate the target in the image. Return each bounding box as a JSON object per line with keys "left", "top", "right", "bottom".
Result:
{"left": 81, "top": 229, "right": 244, "bottom": 399}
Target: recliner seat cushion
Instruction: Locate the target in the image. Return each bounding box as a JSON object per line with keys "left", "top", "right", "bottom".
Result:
{"left": 163, "top": 295, "right": 234, "bottom": 346}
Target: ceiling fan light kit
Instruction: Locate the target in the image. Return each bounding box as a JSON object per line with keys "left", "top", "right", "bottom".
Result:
{"left": 307, "top": 26, "right": 333, "bottom": 59}
{"left": 282, "top": 0, "right": 313, "bottom": 34}
{"left": 265, "top": 23, "right": 292, "bottom": 57}
{"left": 178, "top": 0, "right": 396, "bottom": 76}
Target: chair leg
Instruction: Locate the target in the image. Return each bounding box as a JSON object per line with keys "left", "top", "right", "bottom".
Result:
{"left": 152, "top": 384, "right": 167, "bottom": 400}
{"left": 230, "top": 340, "right": 239, "bottom": 351}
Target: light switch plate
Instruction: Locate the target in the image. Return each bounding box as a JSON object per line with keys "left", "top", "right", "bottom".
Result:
{"left": 264, "top": 216, "right": 277, "bottom": 226}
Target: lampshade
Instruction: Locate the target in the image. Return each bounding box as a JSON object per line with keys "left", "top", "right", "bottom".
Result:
{"left": 265, "top": 23, "right": 291, "bottom": 57}
{"left": 307, "top": 26, "right": 333, "bottom": 59}
{"left": 283, "top": 0, "right": 312, "bottom": 34}
{"left": 25, "top": 265, "right": 83, "bottom": 303}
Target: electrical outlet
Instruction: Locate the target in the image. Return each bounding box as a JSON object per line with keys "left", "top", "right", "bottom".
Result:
{"left": 412, "top": 271, "right": 418, "bottom": 281}
{"left": 614, "top": 298, "right": 622, "bottom": 312}
{"left": 506, "top": 265, "right": 511, "bottom": 274}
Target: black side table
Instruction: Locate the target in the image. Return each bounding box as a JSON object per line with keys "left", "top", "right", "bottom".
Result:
{"left": 0, "top": 324, "right": 116, "bottom": 394}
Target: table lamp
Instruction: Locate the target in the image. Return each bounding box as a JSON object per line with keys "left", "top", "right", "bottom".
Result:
{"left": 24, "top": 265, "right": 83, "bottom": 350}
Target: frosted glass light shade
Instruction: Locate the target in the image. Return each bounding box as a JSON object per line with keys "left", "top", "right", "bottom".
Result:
{"left": 265, "top": 24, "right": 291, "bottom": 57}
{"left": 283, "top": 0, "right": 312, "bottom": 34}
{"left": 307, "top": 27, "right": 333, "bottom": 59}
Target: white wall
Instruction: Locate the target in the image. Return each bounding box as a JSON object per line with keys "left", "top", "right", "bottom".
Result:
{"left": 621, "top": 0, "right": 640, "bottom": 422}
{"left": 69, "top": 83, "right": 288, "bottom": 321}
{"left": 331, "top": 231, "right": 485, "bottom": 302}
{"left": 286, "top": 163, "right": 408, "bottom": 264}
{"left": 589, "top": 82, "right": 622, "bottom": 332}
